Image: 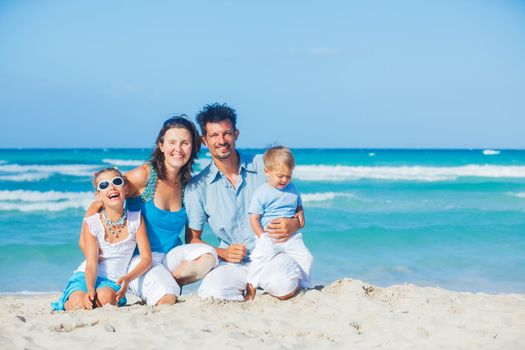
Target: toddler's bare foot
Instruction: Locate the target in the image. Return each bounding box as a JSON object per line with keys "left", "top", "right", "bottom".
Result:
{"left": 245, "top": 284, "right": 256, "bottom": 301}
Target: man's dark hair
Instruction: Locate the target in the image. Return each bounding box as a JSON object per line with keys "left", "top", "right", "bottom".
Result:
{"left": 196, "top": 103, "right": 237, "bottom": 135}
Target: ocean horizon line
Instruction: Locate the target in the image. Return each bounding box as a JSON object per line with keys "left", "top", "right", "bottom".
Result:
{"left": 1, "top": 147, "right": 524, "bottom": 151}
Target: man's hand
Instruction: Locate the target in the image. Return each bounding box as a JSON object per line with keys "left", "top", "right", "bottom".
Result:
{"left": 220, "top": 243, "right": 247, "bottom": 263}
{"left": 116, "top": 277, "right": 129, "bottom": 303}
{"left": 265, "top": 217, "right": 300, "bottom": 243}
{"left": 83, "top": 290, "right": 96, "bottom": 309}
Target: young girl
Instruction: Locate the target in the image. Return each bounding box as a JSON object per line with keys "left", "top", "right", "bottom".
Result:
{"left": 52, "top": 168, "right": 152, "bottom": 311}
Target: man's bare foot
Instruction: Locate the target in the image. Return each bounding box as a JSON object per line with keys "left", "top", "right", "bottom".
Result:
{"left": 245, "top": 283, "right": 256, "bottom": 301}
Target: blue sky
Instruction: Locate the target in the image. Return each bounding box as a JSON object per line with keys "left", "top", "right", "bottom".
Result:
{"left": 1, "top": 0, "right": 524, "bottom": 149}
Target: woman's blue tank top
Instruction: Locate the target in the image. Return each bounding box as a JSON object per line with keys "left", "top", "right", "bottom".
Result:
{"left": 126, "top": 163, "right": 186, "bottom": 254}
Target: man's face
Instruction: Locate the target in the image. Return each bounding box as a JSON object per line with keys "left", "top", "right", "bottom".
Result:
{"left": 202, "top": 119, "right": 239, "bottom": 160}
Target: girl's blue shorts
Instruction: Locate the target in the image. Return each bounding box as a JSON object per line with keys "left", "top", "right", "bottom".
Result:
{"left": 51, "top": 271, "right": 127, "bottom": 311}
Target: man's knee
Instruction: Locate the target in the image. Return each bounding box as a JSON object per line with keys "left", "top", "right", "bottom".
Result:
{"left": 198, "top": 273, "right": 228, "bottom": 299}
{"left": 197, "top": 265, "right": 246, "bottom": 301}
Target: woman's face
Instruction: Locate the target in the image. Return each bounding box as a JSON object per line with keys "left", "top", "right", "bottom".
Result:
{"left": 159, "top": 127, "right": 193, "bottom": 171}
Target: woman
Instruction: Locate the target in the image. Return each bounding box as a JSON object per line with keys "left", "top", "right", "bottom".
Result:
{"left": 80, "top": 115, "right": 217, "bottom": 306}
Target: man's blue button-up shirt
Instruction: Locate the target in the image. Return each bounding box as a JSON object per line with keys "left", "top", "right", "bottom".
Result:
{"left": 185, "top": 152, "right": 267, "bottom": 252}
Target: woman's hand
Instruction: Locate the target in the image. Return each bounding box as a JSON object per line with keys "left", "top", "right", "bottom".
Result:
{"left": 86, "top": 200, "right": 104, "bottom": 216}
{"left": 116, "top": 277, "right": 129, "bottom": 302}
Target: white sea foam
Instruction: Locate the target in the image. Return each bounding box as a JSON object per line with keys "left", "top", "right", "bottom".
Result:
{"left": 0, "top": 190, "right": 93, "bottom": 212}
{"left": 302, "top": 192, "right": 354, "bottom": 203}
{"left": 0, "top": 164, "right": 99, "bottom": 184}
{"left": 0, "top": 190, "right": 92, "bottom": 202}
{"left": 368, "top": 152, "right": 376, "bottom": 157}
{"left": 0, "top": 164, "right": 98, "bottom": 177}
{"left": 483, "top": 149, "right": 500, "bottom": 156}
{"left": 0, "top": 173, "right": 51, "bottom": 182}
{"left": 294, "top": 165, "right": 525, "bottom": 182}
{"left": 102, "top": 159, "right": 144, "bottom": 167}
{"left": 509, "top": 192, "right": 525, "bottom": 199}
{"left": 0, "top": 291, "right": 59, "bottom": 295}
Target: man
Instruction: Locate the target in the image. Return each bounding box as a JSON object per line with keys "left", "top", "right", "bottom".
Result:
{"left": 185, "top": 103, "right": 303, "bottom": 301}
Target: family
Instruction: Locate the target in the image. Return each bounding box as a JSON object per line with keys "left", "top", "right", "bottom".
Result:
{"left": 52, "top": 103, "right": 313, "bottom": 310}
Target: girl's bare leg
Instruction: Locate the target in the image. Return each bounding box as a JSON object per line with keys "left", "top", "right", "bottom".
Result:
{"left": 64, "top": 291, "right": 86, "bottom": 311}
{"left": 96, "top": 287, "right": 117, "bottom": 306}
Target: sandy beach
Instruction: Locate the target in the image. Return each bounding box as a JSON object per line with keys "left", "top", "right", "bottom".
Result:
{"left": 1, "top": 279, "right": 524, "bottom": 350}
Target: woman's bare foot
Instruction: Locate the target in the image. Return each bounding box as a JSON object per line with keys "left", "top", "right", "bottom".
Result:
{"left": 173, "top": 254, "right": 216, "bottom": 285}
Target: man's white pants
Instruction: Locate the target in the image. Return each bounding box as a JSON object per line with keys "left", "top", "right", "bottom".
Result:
{"left": 198, "top": 245, "right": 306, "bottom": 301}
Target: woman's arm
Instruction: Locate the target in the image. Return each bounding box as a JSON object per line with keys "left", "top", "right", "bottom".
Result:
{"left": 83, "top": 223, "right": 99, "bottom": 309}
{"left": 124, "top": 164, "right": 150, "bottom": 199}
{"left": 116, "top": 215, "right": 152, "bottom": 301}
{"left": 79, "top": 201, "right": 104, "bottom": 254}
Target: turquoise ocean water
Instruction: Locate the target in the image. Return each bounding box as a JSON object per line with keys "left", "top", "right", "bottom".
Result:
{"left": 1, "top": 148, "right": 524, "bottom": 294}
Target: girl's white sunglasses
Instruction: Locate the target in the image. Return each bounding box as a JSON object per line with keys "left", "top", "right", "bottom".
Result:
{"left": 97, "top": 176, "right": 124, "bottom": 191}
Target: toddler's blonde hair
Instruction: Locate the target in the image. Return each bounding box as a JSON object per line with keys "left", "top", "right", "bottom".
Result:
{"left": 263, "top": 146, "right": 295, "bottom": 170}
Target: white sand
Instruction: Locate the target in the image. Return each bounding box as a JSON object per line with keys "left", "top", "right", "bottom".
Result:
{"left": 1, "top": 279, "right": 524, "bottom": 349}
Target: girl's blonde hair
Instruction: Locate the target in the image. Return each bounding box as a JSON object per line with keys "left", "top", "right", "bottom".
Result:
{"left": 263, "top": 146, "right": 295, "bottom": 170}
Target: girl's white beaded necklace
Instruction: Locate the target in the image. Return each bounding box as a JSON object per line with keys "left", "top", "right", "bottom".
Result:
{"left": 102, "top": 210, "right": 127, "bottom": 237}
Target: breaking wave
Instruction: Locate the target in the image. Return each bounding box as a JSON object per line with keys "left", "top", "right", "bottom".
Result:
{"left": 302, "top": 192, "right": 355, "bottom": 203}
{"left": 0, "top": 190, "right": 93, "bottom": 212}
{"left": 102, "top": 159, "right": 145, "bottom": 167}
{"left": 294, "top": 164, "right": 525, "bottom": 182}
{"left": 0, "top": 173, "right": 51, "bottom": 182}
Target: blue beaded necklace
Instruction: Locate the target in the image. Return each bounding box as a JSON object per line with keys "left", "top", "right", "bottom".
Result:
{"left": 140, "top": 163, "right": 158, "bottom": 202}
{"left": 140, "top": 163, "right": 185, "bottom": 207}
{"left": 102, "top": 210, "right": 127, "bottom": 237}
